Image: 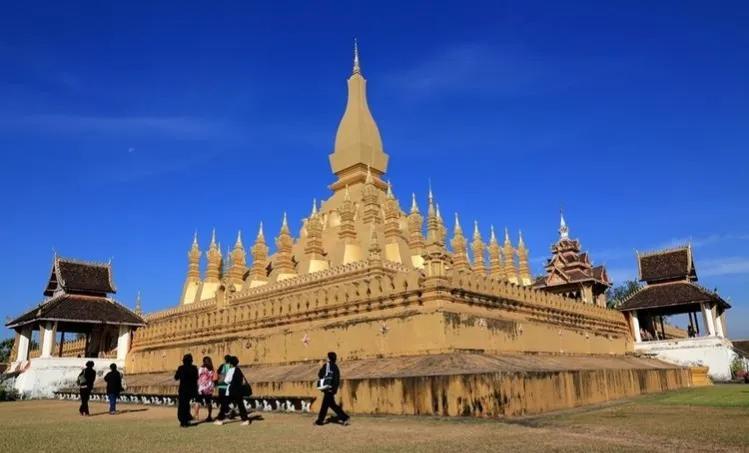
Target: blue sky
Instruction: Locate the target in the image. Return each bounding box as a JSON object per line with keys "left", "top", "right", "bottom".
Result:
{"left": 1, "top": 1, "right": 748, "bottom": 338}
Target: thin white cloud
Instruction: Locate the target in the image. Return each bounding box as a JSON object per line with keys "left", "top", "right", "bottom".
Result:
{"left": 386, "top": 43, "right": 547, "bottom": 100}
{"left": 3, "top": 114, "right": 238, "bottom": 141}
{"left": 700, "top": 257, "right": 749, "bottom": 277}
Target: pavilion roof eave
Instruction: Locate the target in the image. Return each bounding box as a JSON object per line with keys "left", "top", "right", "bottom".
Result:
{"left": 6, "top": 317, "right": 146, "bottom": 330}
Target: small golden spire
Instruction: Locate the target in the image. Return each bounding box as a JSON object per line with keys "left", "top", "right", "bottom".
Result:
{"left": 489, "top": 225, "right": 497, "bottom": 244}
{"left": 257, "top": 221, "right": 265, "bottom": 240}
{"left": 210, "top": 228, "right": 217, "bottom": 247}
{"left": 281, "top": 212, "right": 289, "bottom": 233}
{"left": 454, "top": 212, "right": 462, "bottom": 234}
{"left": 353, "top": 37, "right": 361, "bottom": 74}
{"left": 473, "top": 220, "right": 481, "bottom": 240}
{"left": 411, "top": 193, "right": 419, "bottom": 213}
{"left": 235, "top": 230, "right": 243, "bottom": 248}
{"left": 386, "top": 180, "right": 394, "bottom": 199}
{"left": 311, "top": 198, "right": 318, "bottom": 217}
{"left": 192, "top": 230, "right": 198, "bottom": 246}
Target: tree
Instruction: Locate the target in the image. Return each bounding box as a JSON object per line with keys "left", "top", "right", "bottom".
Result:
{"left": 607, "top": 280, "right": 642, "bottom": 309}
{"left": 0, "top": 337, "right": 15, "bottom": 363}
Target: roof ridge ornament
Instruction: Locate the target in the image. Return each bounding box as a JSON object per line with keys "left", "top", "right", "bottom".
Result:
{"left": 559, "top": 209, "right": 569, "bottom": 239}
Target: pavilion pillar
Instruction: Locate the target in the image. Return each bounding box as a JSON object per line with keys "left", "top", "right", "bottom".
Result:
{"left": 40, "top": 322, "right": 57, "bottom": 358}
{"left": 713, "top": 308, "right": 725, "bottom": 338}
{"left": 16, "top": 327, "right": 32, "bottom": 362}
{"left": 117, "top": 325, "right": 131, "bottom": 361}
{"left": 630, "top": 311, "right": 642, "bottom": 343}
{"left": 701, "top": 303, "right": 716, "bottom": 337}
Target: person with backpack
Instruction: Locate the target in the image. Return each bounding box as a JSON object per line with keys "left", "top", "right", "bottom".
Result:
{"left": 174, "top": 353, "right": 199, "bottom": 427}
{"left": 314, "top": 352, "right": 350, "bottom": 426}
{"left": 77, "top": 361, "right": 96, "bottom": 416}
{"left": 214, "top": 356, "right": 250, "bottom": 426}
{"left": 103, "top": 363, "right": 123, "bottom": 415}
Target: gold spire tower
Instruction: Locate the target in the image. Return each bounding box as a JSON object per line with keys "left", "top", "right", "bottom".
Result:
{"left": 407, "top": 193, "right": 425, "bottom": 268}
{"left": 517, "top": 230, "right": 532, "bottom": 286}
{"left": 503, "top": 227, "right": 519, "bottom": 284}
{"left": 471, "top": 221, "right": 486, "bottom": 274}
{"left": 248, "top": 222, "right": 269, "bottom": 288}
{"left": 229, "top": 230, "right": 247, "bottom": 288}
{"left": 329, "top": 40, "right": 389, "bottom": 191}
{"left": 273, "top": 213, "right": 297, "bottom": 281}
{"left": 302, "top": 200, "right": 329, "bottom": 273}
{"left": 451, "top": 213, "right": 470, "bottom": 273}
{"left": 488, "top": 225, "right": 503, "bottom": 279}
{"left": 205, "top": 229, "right": 222, "bottom": 283}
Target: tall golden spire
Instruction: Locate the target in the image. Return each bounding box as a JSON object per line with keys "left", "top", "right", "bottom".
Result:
{"left": 303, "top": 199, "right": 328, "bottom": 273}
{"left": 407, "top": 193, "right": 425, "bottom": 266}
{"left": 426, "top": 187, "right": 440, "bottom": 243}
{"left": 488, "top": 225, "right": 503, "bottom": 279}
{"left": 362, "top": 166, "right": 382, "bottom": 224}
{"left": 205, "top": 228, "right": 222, "bottom": 282}
{"left": 248, "top": 222, "right": 269, "bottom": 287}
{"left": 471, "top": 221, "right": 486, "bottom": 274}
{"left": 451, "top": 213, "right": 470, "bottom": 273}
{"left": 329, "top": 39, "right": 389, "bottom": 190}
{"left": 187, "top": 231, "right": 201, "bottom": 281}
{"left": 517, "top": 230, "right": 532, "bottom": 286}
{"left": 274, "top": 213, "right": 297, "bottom": 280}
{"left": 503, "top": 227, "right": 518, "bottom": 284}
{"left": 229, "top": 230, "right": 247, "bottom": 287}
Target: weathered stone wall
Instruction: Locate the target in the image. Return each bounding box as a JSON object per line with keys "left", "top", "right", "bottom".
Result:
{"left": 113, "top": 353, "right": 692, "bottom": 417}
{"left": 126, "top": 263, "right": 633, "bottom": 374}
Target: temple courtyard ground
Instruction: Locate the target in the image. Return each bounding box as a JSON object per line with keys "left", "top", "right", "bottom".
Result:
{"left": 0, "top": 385, "right": 747, "bottom": 452}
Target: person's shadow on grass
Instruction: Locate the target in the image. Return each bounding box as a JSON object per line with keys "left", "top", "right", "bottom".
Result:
{"left": 88, "top": 408, "right": 149, "bottom": 417}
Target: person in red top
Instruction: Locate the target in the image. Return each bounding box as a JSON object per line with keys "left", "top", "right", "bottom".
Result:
{"left": 194, "top": 356, "right": 216, "bottom": 422}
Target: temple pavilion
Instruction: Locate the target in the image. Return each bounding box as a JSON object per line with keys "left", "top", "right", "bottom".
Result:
{"left": 618, "top": 246, "right": 735, "bottom": 380}
{"left": 6, "top": 256, "right": 145, "bottom": 368}
{"left": 533, "top": 212, "right": 611, "bottom": 307}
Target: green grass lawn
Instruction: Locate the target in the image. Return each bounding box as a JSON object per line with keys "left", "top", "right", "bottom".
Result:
{"left": 635, "top": 384, "right": 749, "bottom": 408}
{"left": 0, "top": 385, "right": 747, "bottom": 452}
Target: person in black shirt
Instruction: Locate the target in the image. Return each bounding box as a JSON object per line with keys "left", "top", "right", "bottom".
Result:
{"left": 78, "top": 361, "right": 96, "bottom": 416}
{"left": 214, "top": 356, "right": 250, "bottom": 426}
{"left": 314, "top": 352, "right": 349, "bottom": 426}
{"left": 174, "top": 353, "right": 199, "bottom": 427}
{"left": 103, "top": 363, "right": 123, "bottom": 415}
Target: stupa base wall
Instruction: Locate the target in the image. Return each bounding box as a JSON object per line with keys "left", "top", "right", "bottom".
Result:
{"left": 126, "top": 300, "right": 631, "bottom": 374}
{"left": 111, "top": 353, "right": 692, "bottom": 417}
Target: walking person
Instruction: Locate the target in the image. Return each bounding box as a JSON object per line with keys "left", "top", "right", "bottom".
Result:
{"left": 194, "top": 356, "right": 216, "bottom": 422}
{"left": 314, "top": 352, "right": 350, "bottom": 426}
{"left": 174, "top": 353, "right": 199, "bottom": 427}
{"left": 215, "top": 355, "right": 232, "bottom": 419}
{"left": 77, "top": 361, "right": 96, "bottom": 416}
{"left": 214, "top": 356, "right": 250, "bottom": 426}
{"left": 103, "top": 363, "right": 123, "bottom": 415}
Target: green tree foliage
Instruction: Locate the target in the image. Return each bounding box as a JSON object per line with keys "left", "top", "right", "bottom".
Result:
{"left": 0, "top": 337, "right": 14, "bottom": 363}
{"left": 607, "top": 280, "right": 642, "bottom": 309}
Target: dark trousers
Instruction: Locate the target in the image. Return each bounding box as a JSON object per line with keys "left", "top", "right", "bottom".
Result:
{"left": 79, "top": 388, "right": 91, "bottom": 415}
{"left": 177, "top": 394, "right": 192, "bottom": 425}
{"left": 316, "top": 391, "right": 348, "bottom": 423}
{"left": 217, "top": 393, "right": 248, "bottom": 421}
{"left": 107, "top": 393, "right": 118, "bottom": 413}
